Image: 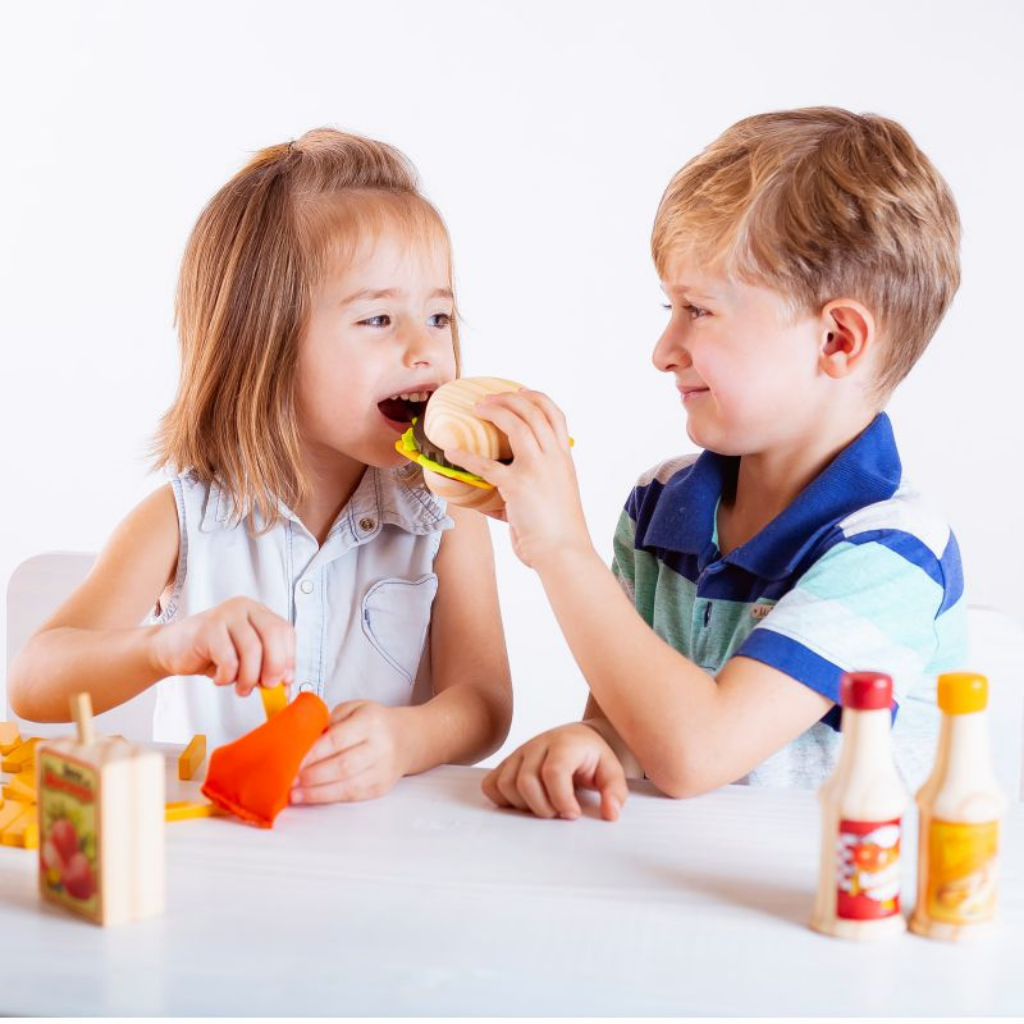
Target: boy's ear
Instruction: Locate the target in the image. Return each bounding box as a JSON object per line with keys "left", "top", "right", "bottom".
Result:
{"left": 818, "top": 299, "right": 876, "bottom": 379}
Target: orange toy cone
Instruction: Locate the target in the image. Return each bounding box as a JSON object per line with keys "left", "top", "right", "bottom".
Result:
{"left": 202, "top": 692, "right": 329, "bottom": 828}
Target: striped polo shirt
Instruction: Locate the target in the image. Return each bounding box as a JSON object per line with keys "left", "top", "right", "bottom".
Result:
{"left": 611, "top": 413, "right": 967, "bottom": 790}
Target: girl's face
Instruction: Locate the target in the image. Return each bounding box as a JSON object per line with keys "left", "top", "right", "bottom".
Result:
{"left": 296, "top": 227, "right": 457, "bottom": 471}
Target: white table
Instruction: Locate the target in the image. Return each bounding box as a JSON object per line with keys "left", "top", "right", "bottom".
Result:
{"left": 1, "top": 761, "right": 1022, "bottom": 1016}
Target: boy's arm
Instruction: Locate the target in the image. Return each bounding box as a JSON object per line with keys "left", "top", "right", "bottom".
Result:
{"left": 538, "top": 544, "right": 832, "bottom": 796}
{"left": 450, "top": 388, "right": 833, "bottom": 799}
{"left": 393, "top": 503, "right": 514, "bottom": 772}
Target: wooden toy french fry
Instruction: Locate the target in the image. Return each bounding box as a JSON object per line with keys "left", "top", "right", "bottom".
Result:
{"left": 201, "top": 692, "right": 329, "bottom": 828}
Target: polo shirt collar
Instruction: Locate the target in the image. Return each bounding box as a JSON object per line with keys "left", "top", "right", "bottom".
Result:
{"left": 644, "top": 413, "right": 902, "bottom": 580}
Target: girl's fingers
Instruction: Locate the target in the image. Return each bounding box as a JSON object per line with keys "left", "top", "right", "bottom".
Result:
{"left": 247, "top": 606, "right": 295, "bottom": 688}
{"left": 295, "top": 741, "right": 373, "bottom": 789}
{"left": 291, "top": 764, "right": 378, "bottom": 805}
{"left": 230, "top": 619, "right": 264, "bottom": 696}
{"left": 208, "top": 624, "right": 240, "bottom": 688}
{"left": 481, "top": 764, "right": 509, "bottom": 807}
{"left": 301, "top": 711, "right": 366, "bottom": 769}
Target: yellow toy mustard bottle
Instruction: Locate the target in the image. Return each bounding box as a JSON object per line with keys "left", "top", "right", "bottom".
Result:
{"left": 910, "top": 672, "right": 1006, "bottom": 941}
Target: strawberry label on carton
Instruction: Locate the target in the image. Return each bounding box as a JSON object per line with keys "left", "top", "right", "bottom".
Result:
{"left": 38, "top": 750, "right": 100, "bottom": 916}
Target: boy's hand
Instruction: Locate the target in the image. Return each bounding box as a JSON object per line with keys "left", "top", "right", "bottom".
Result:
{"left": 290, "top": 700, "right": 408, "bottom": 804}
{"left": 446, "top": 389, "right": 592, "bottom": 571}
{"left": 149, "top": 597, "right": 295, "bottom": 697}
{"left": 481, "top": 723, "right": 628, "bottom": 821}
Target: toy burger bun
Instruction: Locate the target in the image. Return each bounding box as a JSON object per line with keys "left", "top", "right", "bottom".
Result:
{"left": 395, "top": 376, "right": 520, "bottom": 514}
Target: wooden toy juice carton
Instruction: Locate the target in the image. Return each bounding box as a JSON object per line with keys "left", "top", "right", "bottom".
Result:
{"left": 36, "top": 693, "right": 165, "bottom": 925}
{"left": 811, "top": 671, "right": 909, "bottom": 939}
{"left": 910, "top": 672, "right": 1006, "bottom": 941}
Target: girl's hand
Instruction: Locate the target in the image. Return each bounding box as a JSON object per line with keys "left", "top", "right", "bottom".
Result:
{"left": 149, "top": 597, "right": 295, "bottom": 697}
{"left": 481, "top": 722, "right": 628, "bottom": 821}
{"left": 290, "top": 700, "right": 408, "bottom": 804}
{"left": 446, "top": 389, "right": 592, "bottom": 571}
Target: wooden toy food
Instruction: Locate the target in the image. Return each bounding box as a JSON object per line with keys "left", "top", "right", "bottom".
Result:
{"left": 811, "top": 672, "right": 909, "bottom": 940}
{"left": 37, "top": 694, "right": 165, "bottom": 925}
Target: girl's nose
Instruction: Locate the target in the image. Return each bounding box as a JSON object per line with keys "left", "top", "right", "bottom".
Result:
{"left": 402, "top": 324, "right": 435, "bottom": 367}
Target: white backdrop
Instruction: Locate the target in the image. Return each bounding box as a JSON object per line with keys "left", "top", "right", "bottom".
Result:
{"left": 1, "top": 0, "right": 1021, "bottom": 763}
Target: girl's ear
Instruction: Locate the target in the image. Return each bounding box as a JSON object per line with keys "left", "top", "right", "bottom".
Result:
{"left": 819, "top": 299, "right": 876, "bottom": 380}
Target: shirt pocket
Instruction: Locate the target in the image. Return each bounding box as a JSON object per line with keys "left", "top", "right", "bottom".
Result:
{"left": 361, "top": 574, "right": 439, "bottom": 686}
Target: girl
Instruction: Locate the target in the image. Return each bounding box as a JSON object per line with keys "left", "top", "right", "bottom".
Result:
{"left": 9, "top": 129, "right": 513, "bottom": 805}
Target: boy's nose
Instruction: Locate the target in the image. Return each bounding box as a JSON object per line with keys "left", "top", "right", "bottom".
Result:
{"left": 652, "top": 327, "right": 690, "bottom": 373}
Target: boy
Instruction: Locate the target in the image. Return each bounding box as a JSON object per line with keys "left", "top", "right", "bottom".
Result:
{"left": 449, "top": 107, "right": 966, "bottom": 819}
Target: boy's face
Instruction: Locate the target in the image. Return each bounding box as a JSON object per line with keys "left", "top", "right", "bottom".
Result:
{"left": 653, "top": 254, "right": 830, "bottom": 456}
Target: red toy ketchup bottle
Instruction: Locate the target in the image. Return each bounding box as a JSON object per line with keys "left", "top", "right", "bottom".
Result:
{"left": 811, "top": 671, "right": 908, "bottom": 939}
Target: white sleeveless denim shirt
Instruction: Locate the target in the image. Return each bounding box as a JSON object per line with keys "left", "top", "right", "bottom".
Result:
{"left": 149, "top": 464, "right": 452, "bottom": 749}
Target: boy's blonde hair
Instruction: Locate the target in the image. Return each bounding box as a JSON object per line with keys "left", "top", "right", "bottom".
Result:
{"left": 154, "top": 128, "right": 459, "bottom": 526}
{"left": 651, "top": 107, "right": 960, "bottom": 394}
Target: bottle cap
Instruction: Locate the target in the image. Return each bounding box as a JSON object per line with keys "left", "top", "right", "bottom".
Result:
{"left": 840, "top": 671, "right": 893, "bottom": 710}
{"left": 937, "top": 672, "right": 988, "bottom": 715}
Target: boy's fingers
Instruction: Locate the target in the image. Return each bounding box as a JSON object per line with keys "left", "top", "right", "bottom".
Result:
{"left": 519, "top": 389, "right": 571, "bottom": 449}
{"left": 493, "top": 755, "right": 530, "bottom": 812}
{"left": 591, "top": 754, "right": 629, "bottom": 822}
{"left": 515, "top": 747, "right": 558, "bottom": 819}
{"left": 540, "top": 752, "right": 583, "bottom": 819}
{"left": 473, "top": 399, "right": 545, "bottom": 458}
{"left": 445, "top": 446, "right": 508, "bottom": 488}
{"left": 481, "top": 765, "right": 509, "bottom": 807}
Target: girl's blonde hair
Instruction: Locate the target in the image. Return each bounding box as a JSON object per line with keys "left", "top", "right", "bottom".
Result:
{"left": 651, "top": 108, "right": 961, "bottom": 396}
{"left": 154, "top": 128, "right": 459, "bottom": 526}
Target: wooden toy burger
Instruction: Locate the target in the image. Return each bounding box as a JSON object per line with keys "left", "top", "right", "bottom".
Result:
{"left": 395, "top": 377, "right": 520, "bottom": 516}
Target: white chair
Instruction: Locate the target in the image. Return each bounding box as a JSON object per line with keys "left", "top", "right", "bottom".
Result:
{"left": 966, "top": 605, "right": 1024, "bottom": 801}
{"left": 5, "top": 552, "right": 156, "bottom": 740}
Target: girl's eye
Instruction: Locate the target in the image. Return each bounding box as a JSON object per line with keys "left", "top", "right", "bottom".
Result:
{"left": 360, "top": 315, "right": 391, "bottom": 327}
{"left": 429, "top": 312, "right": 453, "bottom": 328}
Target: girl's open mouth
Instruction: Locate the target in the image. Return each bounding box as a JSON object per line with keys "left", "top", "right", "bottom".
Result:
{"left": 377, "top": 389, "right": 436, "bottom": 430}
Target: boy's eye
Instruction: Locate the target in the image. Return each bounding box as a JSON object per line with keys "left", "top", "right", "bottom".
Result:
{"left": 360, "top": 314, "right": 391, "bottom": 327}
{"left": 662, "top": 301, "right": 710, "bottom": 319}
{"left": 429, "top": 312, "right": 452, "bottom": 328}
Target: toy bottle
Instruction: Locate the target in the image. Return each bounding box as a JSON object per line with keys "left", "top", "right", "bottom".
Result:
{"left": 910, "top": 672, "right": 1006, "bottom": 941}
{"left": 811, "top": 671, "right": 908, "bottom": 939}
{"left": 37, "top": 693, "right": 165, "bottom": 925}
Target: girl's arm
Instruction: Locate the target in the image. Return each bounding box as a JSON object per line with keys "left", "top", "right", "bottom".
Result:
{"left": 8, "top": 485, "right": 296, "bottom": 721}
{"left": 394, "top": 502, "right": 513, "bottom": 772}
{"left": 8, "top": 486, "right": 181, "bottom": 720}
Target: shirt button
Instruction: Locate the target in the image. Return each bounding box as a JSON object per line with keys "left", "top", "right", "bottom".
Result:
{"left": 359, "top": 517, "right": 375, "bottom": 532}
{"left": 300, "top": 579, "right": 314, "bottom": 594}
{"left": 298, "top": 682, "right": 314, "bottom": 694}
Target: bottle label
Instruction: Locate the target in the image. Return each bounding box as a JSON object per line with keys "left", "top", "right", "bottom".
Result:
{"left": 38, "top": 750, "right": 100, "bottom": 918}
{"left": 836, "top": 818, "right": 902, "bottom": 919}
{"left": 925, "top": 819, "right": 999, "bottom": 924}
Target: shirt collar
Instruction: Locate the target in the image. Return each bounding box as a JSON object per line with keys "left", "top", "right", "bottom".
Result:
{"left": 199, "top": 464, "right": 451, "bottom": 538}
{"left": 643, "top": 413, "right": 902, "bottom": 580}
